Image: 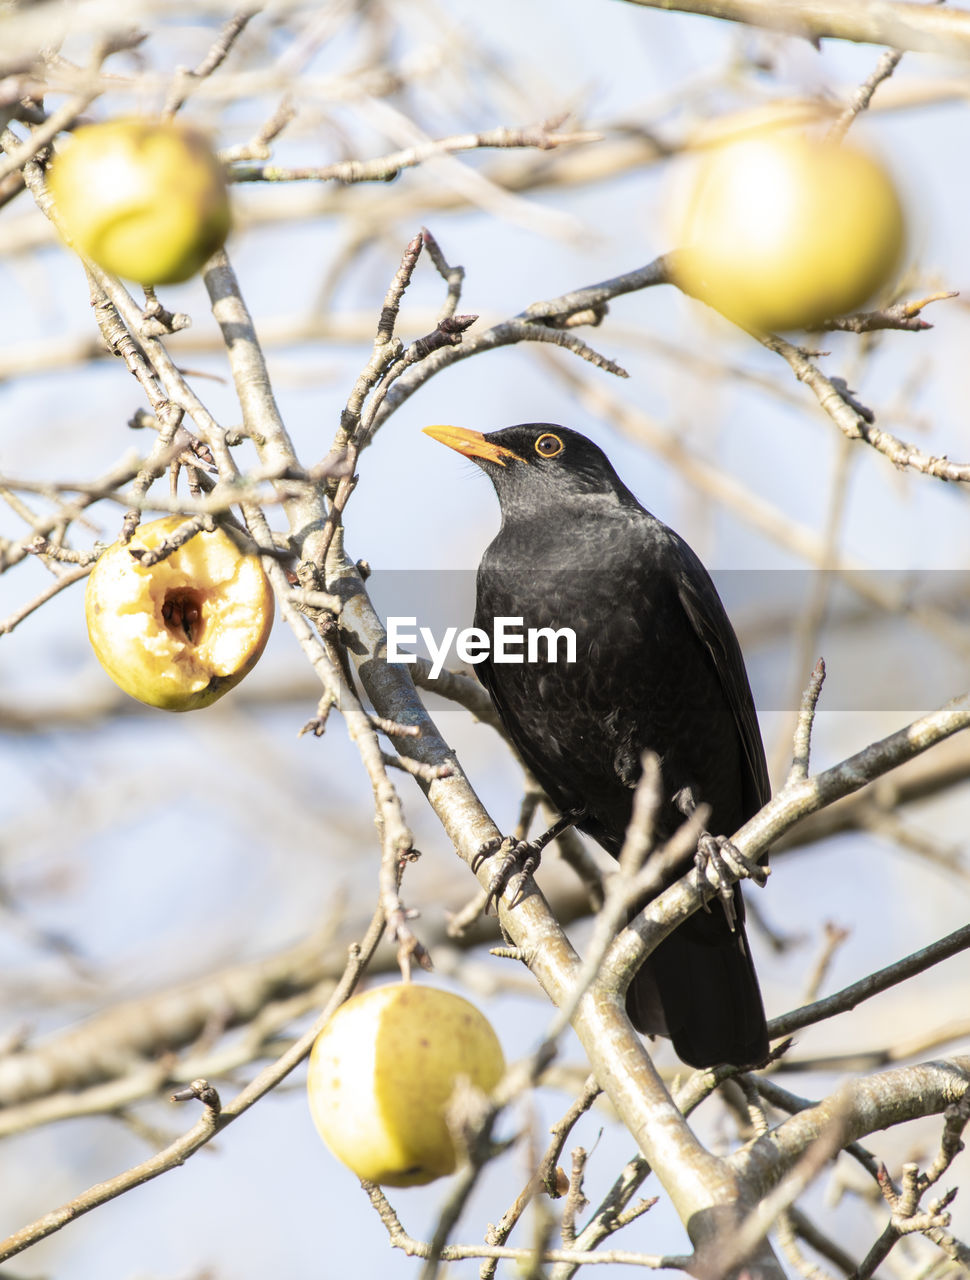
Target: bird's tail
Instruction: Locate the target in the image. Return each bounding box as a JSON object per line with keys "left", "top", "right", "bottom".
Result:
{"left": 625, "top": 897, "right": 769, "bottom": 1070}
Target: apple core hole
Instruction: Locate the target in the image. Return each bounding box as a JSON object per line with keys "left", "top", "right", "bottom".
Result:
{"left": 162, "top": 589, "right": 205, "bottom": 645}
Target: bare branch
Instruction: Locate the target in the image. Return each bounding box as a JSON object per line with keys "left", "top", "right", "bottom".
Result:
{"left": 788, "top": 658, "right": 827, "bottom": 785}
{"left": 819, "top": 291, "right": 957, "bottom": 332}
{"left": 360, "top": 1179, "right": 685, "bottom": 1270}
{"left": 0, "top": 906, "right": 389, "bottom": 1263}
{"left": 614, "top": 0, "right": 970, "bottom": 60}
{"left": 0, "top": 89, "right": 99, "bottom": 183}
{"left": 230, "top": 119, "right": 601, "bottom": 184}
{"left": 730, "top": 1057, "right": 970, "bottom": 1200}
{"left": 162, "top": 8, "right": 256, "bottom": 118}
{"left": 764, "top": 921, "right": 970, "bottom": 1045}
{"left": 826, "top": 48, "right": 905, "bottom": 143}
{"left": 760, "top": 331, "right": 970, "bottom": 483}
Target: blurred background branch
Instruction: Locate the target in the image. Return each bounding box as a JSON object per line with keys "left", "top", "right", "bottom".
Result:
{"left": 2, "top": 0, "right": 970, "bottom": 1276}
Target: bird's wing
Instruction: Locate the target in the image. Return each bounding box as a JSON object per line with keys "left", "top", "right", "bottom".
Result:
{"left": 673, "top": 546, "right": 771, "bottom": 815}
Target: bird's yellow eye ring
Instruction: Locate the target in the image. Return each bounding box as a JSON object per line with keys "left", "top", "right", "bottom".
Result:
{"left": 535, "top": 432, "right": 564, "bottom": 458}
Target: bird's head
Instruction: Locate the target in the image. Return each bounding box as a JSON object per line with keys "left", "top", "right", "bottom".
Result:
{"left": 423, "top": 423, "right": 636, "bottom": 516}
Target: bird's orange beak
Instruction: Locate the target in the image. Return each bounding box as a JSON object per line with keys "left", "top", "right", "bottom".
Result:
{"left": 423, "top": 424, "right": 525, "bottom": 467}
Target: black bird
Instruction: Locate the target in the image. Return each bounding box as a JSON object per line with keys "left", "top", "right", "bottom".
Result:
{"left": 423, "top": 422, "right": 769, "bottom": 1069}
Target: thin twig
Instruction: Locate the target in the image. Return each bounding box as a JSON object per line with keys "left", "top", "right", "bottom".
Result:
{"left": 360, "top": 1180, "right": 686, "bottom": 1269}
{"left": 827, "top": 49, "right": 905, "bottom": 144}
{"left": 230, "top": 120, "right": 601, "bottom": 184}
{"left": 0, "top": 564, "right": 91, "bottom": 634}
{"left": 0, "top": 906, "right": 388, "bottom": 1262}
{"left": 788, "top": 659, "right": 827, "bottom": 784}
{"left": 769, "top": 922, "right": 970, "bottom": 1044}
{"left": 613, "top": 0, "right": 970, "bottom": 61}
{"left": 481, "top": 1076, "right": 603, "bottom": 1278}
{"left": 162, "top": 8, "right": 257, "bottom": 117}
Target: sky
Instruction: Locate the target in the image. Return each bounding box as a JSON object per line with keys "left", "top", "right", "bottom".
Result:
{"left": 1, "top": 1, "right": 970, "bottom": 1276}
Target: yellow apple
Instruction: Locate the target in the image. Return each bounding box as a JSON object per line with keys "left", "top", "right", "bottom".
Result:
{"left": 85, "top": 516, "right": 273, "bottom": 711}
{"left": 671, "top": 125, "right": 905, "bottom": 331}
{"left": 307, "top": 984, "right": 506, "bottom": 1186}
{"left": 47, "top": 119, "right": 231, "bottom": 285}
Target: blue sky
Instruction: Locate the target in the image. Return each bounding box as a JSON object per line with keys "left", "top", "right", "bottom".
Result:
{"left": 2, "top": 2, "right": 969, "bottom": 1274}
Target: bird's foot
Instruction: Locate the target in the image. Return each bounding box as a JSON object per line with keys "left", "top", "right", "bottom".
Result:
{"left": 473, "top": 806, "right": 586, "bottom": 912}
{"left": 473, "top": 835, "right": 542, "bottom": 912}
{"left": 696, "top": 830, "right": 767, "bottom": 890}
{"left": 694, "top": 834, "right": 741, "bottom": 929}
{"left": 673, "top": 788, "right": 767, "bottom": 931}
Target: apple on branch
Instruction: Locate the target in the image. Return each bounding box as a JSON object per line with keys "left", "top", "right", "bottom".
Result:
{"left": 47, "top": 119, "right": 231, "bottom": 285}
{"left": 306, "top": 984, "right": 506, "bottom": 1187}
{"left": 85, "top": 516, "right": 274, "bottom": 712}
{"left": 670, "top": 116, "right": 906, "bottom": 332}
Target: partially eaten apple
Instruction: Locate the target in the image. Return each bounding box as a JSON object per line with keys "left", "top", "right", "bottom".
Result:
{"left": 307, "top": 984, "right": 506, "bottom": 1187}
{"left": 85, "top": 516, "right": 274, "bottom": 711}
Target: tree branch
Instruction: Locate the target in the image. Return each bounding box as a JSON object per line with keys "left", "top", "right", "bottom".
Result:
{"left": 730, "top": 1057, "right": 970, "bottom": 1199}
{"left": 615, "top": 0, "right": 970, "bottom": 60}
{"left": 0, "top": 906, "right": 388, "bottom": 1263}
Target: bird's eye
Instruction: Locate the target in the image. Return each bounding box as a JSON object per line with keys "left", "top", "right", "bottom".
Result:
{"left": 534, "top": 433, "right": 564, "bottom": 458}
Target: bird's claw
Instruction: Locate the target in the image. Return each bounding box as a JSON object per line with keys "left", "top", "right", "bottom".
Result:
{"left": 709, "top": 834, "right": 767, "bottom": 888}
{"left": 695, "top": 834, "right": 738, "bottom": 927}
{"left": 694, "top": 833, "right": 767, "bottom": 930}
{"left": 473, "top": 835, "right": 542, "bottom": 913}
{"left": 473, "top": 806, "right": 584, "bottom": 913}
{"left": 471, "top": 835, "right": 503, "bottom": 875}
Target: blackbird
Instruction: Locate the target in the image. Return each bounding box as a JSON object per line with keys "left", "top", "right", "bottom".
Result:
{"left": 424, "top": 422, "right": 769, "bottom": 1069}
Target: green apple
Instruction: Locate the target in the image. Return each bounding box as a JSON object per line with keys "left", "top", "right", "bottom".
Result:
{"left": 307, "top": 984, "right": 506, "bottom": 1187}
{"left": 47, "top": 119, "right": 231, "bottom": 285}
{"left": 85, "top": 516, "right": 274, "bottom": 711}
{"left": 671, "top": 123, "right": 905, "bottom": 331}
